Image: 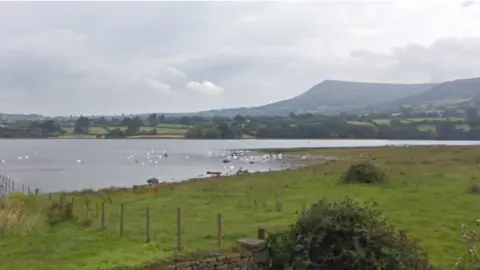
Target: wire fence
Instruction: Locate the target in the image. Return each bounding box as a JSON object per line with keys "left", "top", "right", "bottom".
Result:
{"left": 47, "top": 192, "right": 274, "bottom": 252}
{"left": 0, "top": 174, "right": 39, "bottom": 198}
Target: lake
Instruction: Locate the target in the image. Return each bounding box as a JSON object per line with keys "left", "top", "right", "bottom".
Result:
{"left": 0, "top": 139, "right": 479, "bottom": 193}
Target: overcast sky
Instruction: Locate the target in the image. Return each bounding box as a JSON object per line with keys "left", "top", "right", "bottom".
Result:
{"left": 0, "top": 0, "right": 480, "bottom": 116}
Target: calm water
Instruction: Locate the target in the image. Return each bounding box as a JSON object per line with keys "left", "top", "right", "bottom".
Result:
{"left": 0, "top": 139, "right": 479, "bottom": 193}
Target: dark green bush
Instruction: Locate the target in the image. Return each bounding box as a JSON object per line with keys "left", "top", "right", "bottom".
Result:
{"left": 267, "top": 198, "right": 432, "bottom": 270}
{"left": 342, "top": 161, "right": 387, "bottom": 184}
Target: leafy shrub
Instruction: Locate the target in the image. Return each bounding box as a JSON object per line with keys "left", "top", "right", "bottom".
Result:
{"left": 46, "top": 201, "right": 74, "bottom": 226}
{"left": 342, "top": 161, "right": 387, "bottom": 184}
{"left": 267, "top": 197, "right": 432, "bottom": 270}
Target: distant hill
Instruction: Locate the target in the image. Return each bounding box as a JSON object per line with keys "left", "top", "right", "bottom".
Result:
{"left": 195, "top": 80, "right": 437, "bottom": 117}
{"left": 390, "top": 77, "right": 480, "bottom": 107}
{"left": 4, "top": 77, "right": 480, "bottom": 119}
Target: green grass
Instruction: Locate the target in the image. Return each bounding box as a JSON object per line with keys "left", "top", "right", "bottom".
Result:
{"left": 61, "top": 124, "right": 189, "bottom": 138}
{"left": 56, "top": 134, "right": 98, "bottom": 139}
{"left": 373, "top": 118, "right": 465, "bottom": 125}
{"left": 2, "top": 146, "right": 480, "bottom": 269}
{"left": 346, "top": 121, "right": 376, "bottom": 126}
{"left": 417, "top": 125, "right": 436, "bottom": 131}
{"left": 348, "top": 118, "right": 470, "bottom": 132}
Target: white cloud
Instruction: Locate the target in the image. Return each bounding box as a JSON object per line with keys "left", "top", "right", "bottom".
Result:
{"left": 146, "top": 79, "right": 171, "bottom": 93}
{"left": 164, "top": 67, "right": 188, "bottom": 80}
{"left": 186, "top": 81, "right": 225, "bottom": 96}
{"left": 0, "top": 1, "right": 479, "bottom": 115}
{"left": 346, "top": 28, "right": 378, "bottom": 37}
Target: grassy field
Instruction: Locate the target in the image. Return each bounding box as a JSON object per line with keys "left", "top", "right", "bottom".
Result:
{"left": 372, "top": 117, "right": 465, "bottom": 125}
{"left": 1, "top": 145, "right": 480, "bottom": 269}
{"left": 60, "top": 123, "right": 189, "bottom": 139}
{"left": 348, "top": 118, "right": 469, "bottom": 131}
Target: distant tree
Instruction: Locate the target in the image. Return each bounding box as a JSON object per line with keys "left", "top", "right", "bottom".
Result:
{"left": 124, "top": 125, "right": 140, "bottom": 137}
{"left": 185, "top": 123, "right": 221, "bottom": 139}
{"left": 74, "top": 116, "right": 90, "bottom": 134}
{"left": 30, "top": 120, "right": 63, "bottom": 136}
{"left": 399, "top": 107, "right": 414, "bottom": 117}
{"left": 94, "top": 117, "right": 109, "bottom": 126}
{"left": 436, "top": 121, "right": 458, "bottom": 140}
{"left": 158, "top": 114, "right": 165, "bottom": 122}
{"left": 217, "top": 121, "right": 236, "bottom": 139}
{"left": 390, "top": 119, "right": 403, "bottom": 126}
{"left": 41, "top": 120, "right": 62, "bottom": 134}
{"left": 121, "top": 116, "right": 143, "bottom": 136}
{"left": 466, "top": 107, "right": 480, "bottom": 128}
{"left": 179, "top": 116, "right": 190, "bottom": 126}
{"left": 233, "top": 114, "right": 245, "bottom": 124}
{"left": 122, "top": 116, "right": 143, "bottom": 127}
{"left": 105, "top": 128, "right": 125, "bottom": 139}
{"left": 147, "top": 113, "right": 158, "bottom": 127}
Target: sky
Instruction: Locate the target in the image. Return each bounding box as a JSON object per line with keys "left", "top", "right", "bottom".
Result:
{"left": 0, "top": 0, "right": 480, "bottom": 116}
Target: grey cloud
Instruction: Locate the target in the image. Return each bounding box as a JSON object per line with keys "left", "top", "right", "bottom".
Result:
{"left": 0, "top": 2, "right": 479, "bottom": 115}
{"left": 462, "top": 1, "right": 475, "bottom": 7}
{"left": 350, "top": 38, "right": 480, "bottom": 83}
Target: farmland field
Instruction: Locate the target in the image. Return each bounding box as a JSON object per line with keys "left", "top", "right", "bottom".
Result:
{"left": 1, "top": 145, "right": 479, "bottom": 269}
{"left": 61, "top": 123, "right": 189, "bottom": 138}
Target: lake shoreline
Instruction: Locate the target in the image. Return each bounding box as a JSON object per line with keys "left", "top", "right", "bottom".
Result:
{"left": 3, "top": 140, "right": 480, "bottom": 195}
{"left": 45, "top": 150, "right": 343, "bottom": 195}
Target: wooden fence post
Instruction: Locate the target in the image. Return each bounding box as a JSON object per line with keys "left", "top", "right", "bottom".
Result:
{"left": 85, "top": 201, "right": 90, "bottom": 221}
{"left": 257, "top": 227, "right": 266, "bottom": 240}
{"left": 145, "top": 207, "right": 150, "bottom": 243}
{"left": 101, "top": 202, "right": 105, "bottom": 229}
{"left": 120, "top": 203, "right": 124, "bottom": 236}
{"left": 177, "top": 207, "right": 182, "bottom": 250}
{"left": 59, "top": 194, "right": 65, "bottom": 209}
{"left": 71, "top": 197, "right": 75, "bottom": 215}
{"left": 0, "top": 175, "right": 5, "bottom": 198}
{"left": 217, "top": 213, "right": 222, "bottom": 250}
{"left": 0, "top": 175, "right": 4, "bottom": 198}
{"left": 22, "top": 184, "right": 24, "bottom": 194}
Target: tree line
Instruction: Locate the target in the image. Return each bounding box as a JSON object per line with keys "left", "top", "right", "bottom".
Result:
{"left": 3, "top": 109, "right": 480, "bottom": 140}
{"left": 183, "top": 108, "right": 480, "bottom": 140}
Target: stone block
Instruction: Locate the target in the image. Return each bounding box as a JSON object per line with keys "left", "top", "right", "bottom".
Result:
{"left": 236, "top": 238, "right": 268, "bottom": 265}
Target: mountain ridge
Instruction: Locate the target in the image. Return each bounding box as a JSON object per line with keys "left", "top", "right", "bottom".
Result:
{"left": 2, "top": 77, "right": 480, "bottom": 120}
{"left": 195, "top": 79, "right": 439, "bottom": 117}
